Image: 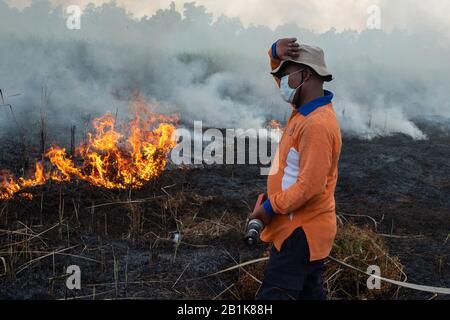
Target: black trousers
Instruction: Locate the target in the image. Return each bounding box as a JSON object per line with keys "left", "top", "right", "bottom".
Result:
{"left": 256, "top": 228, "right": 327, "bottom": 300}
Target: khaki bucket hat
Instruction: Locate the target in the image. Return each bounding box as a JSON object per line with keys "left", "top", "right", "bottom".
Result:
{"left": 271, "top": 44, "right": 333, "bottom": 82}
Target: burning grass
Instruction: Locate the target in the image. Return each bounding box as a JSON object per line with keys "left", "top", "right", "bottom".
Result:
{"left": 0, "top": 93, "right": 178, "bottom": 200}
{"left": 0, "top": 110, "right": 406, "bottom": 300}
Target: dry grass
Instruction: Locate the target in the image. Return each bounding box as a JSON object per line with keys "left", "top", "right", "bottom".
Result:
{"left": 234, "top": 223, "right": 404, "bottom": 300}
{"left": 325, "top": 224, "right": 404, "bottom": 299}
{"left": 0, "top": 168, "right": 405, "bottom": 300}
{"left": 234, "top": 251, "right": 268, "bottom": 300}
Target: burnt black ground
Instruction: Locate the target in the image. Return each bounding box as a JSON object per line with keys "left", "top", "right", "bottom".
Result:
{"left": 0, "top": 122, "right": 449, "bottom": 300}
{"left": 337, "top": 129, "right": 450, "bottom": 299}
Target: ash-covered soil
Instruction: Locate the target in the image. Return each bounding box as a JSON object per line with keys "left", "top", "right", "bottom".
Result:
{"left": 0, "top": 124, "right": 449, "bottom": 300}
{"left": 338, "top": 129, "right": 450, "bottom": 299}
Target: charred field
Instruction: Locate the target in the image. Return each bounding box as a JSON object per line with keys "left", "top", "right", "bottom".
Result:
{"left": 0, "top": 121, "right": 449, "bottom": 300}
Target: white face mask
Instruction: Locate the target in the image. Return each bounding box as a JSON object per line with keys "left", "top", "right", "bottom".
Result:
{"left": 279, "top": 69, "right": 305, "bottom": 104}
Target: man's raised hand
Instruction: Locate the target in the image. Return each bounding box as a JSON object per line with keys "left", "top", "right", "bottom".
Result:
{"left": 276, "top": 38, "right": 300, "bottom": 60}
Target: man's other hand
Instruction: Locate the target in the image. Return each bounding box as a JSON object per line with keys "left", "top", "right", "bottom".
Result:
{"left": 249, "top": 205, "right": 273, "bottom": 226}
{"left": 276, "top": 38, "right": 300, "bottom": 60}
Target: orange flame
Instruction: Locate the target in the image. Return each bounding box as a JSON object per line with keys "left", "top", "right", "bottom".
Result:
{"left": 266, "top": 120, "right": 283, "bottom": 132}
{"left": 0, "top": 163, "right": 45, "bottom": 200}
{"left": 0, "top": 94, "right": 177, "bottom": 200}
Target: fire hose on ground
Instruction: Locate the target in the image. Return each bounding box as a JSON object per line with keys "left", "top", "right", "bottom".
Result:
{"left": 241, "top": 194, "right": 450, "bottom": 296}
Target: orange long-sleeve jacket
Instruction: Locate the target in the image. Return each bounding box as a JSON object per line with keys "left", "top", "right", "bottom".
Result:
{"left": 260, "top": 43, "right": 342, "bottom": 262}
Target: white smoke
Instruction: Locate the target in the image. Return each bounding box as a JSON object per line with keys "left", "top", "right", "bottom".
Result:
{"left": 0, "top": 0, "right": 449, "bottom": 140}
{"left": 335, "top": 100, "right": 427, "bottom": 140}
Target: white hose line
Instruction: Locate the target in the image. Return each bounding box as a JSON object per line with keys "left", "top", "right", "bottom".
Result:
{"left": 328, "top": 256, "right": 450, "bottom": 295}
{"left": 206, "top": 255, "right": 450, "bottom": 295}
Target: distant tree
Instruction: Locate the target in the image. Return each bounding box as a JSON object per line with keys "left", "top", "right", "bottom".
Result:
{"left": 183, "top": 2, "right": 212, "bottom": 26}
{"left": 146, "top": 1, "right": 182, "bottom": 30}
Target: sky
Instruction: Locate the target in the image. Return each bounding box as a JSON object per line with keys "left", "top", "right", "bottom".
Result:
{"left": 6, "top": 0, "right": 450, "bottom": 34}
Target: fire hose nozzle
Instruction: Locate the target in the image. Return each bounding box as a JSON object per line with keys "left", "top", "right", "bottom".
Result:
{"left": 244, "top": 194, "right": 267, "bottom": 246}
{"left": 245, "top": 219, "right": 265, "bottom": 246}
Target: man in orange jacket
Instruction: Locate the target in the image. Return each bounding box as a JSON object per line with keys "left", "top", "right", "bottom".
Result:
{"left": 250, "top": 38, "right": 342, "bottom": 300}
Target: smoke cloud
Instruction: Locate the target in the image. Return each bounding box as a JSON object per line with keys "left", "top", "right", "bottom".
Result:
{"left": 0, "top": 0, "right": 449, "bottom": 140}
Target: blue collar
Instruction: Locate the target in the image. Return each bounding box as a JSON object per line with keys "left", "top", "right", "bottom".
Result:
{"left": 296, "top": 90, "right": 334, "bottom": 116}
